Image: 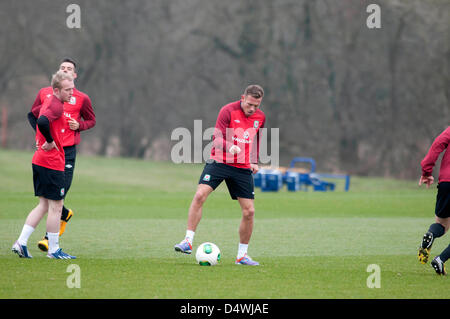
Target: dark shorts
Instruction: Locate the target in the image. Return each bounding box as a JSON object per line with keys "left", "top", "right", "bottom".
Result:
{"left": 199, "top": 161, "right": 254, "bottom": 200}
{"left": 32, "top": 164, "right": 65, "bottom": 201}
{"left": 63, "top": 145, "right": 77, "bottom": 194}
{"left": 435, "top": 182, "right": 450, "bottom": 218}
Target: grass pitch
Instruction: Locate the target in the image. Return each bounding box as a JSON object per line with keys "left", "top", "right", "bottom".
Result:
{"left": 0, "top": 149, "right": 448, "bottom": 299}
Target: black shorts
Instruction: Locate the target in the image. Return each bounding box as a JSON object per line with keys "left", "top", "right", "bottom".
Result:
{"left": 199, "top": 161, "right": 254, "bottom": 200}
{"left": 32, "top": 164, "right": 65, "bottom": 201}
{"left": 435, "top": 182, "right": 450, "bottom": 218}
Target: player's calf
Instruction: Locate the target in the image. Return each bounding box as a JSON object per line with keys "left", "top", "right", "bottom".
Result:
{"left": 59, "top": 208, "right": 74, "bottom": 236}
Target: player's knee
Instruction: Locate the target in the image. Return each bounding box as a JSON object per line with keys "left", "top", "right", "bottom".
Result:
{"left": 193, "top": 191, "right": 208, "bottom": 205}
{"left": 38, "top": 201, "right": 49, "bottom": 212}
{"left": 242, "top": 206, "right": 255, "bottom": 219}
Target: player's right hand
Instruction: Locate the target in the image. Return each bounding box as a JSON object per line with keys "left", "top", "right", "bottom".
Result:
{"left": 419, "top": 175, "right": 434, "bottom": 188}
{"left": 229, "top": 145, "right": 241, "bottom": 154}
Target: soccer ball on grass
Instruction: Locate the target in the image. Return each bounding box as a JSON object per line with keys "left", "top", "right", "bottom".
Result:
{"left": 195, "top": 242, "right": 221, "bottom": 266}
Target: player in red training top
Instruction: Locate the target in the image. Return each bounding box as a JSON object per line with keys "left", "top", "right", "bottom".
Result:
{"left": 12, "top": 70, "right": 77, "bottom": 259}
{"left": 27, "top": 57, "right": 96, "bottom": 252}
{"left": 175, "top": 85, "right": 266, "bottom": 266}
{"left": 417, "top": 127, "right": 450, "bottom": 275}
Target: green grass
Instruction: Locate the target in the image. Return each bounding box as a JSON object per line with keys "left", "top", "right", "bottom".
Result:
{"left": 0, "top": 149, "right": 448, "bottom": 299}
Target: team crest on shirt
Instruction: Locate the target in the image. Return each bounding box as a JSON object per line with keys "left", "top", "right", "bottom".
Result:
{"left": 69, "top": 96, "right": 76, "bottom": 105}
{"left": 253, "top": 120, "right": 259, "bottom": 128}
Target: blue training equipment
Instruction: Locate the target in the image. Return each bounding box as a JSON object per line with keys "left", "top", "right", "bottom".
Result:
{"left": 253, "top": 157, "right": 350, "bottom": 192}
{"left": 260, "top": 169, "right": 283, "bottom": 192}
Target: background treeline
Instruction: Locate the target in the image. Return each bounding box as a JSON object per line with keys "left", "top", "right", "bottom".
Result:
{"left": 0, "top": 0, "right": 448, "bottom": 178}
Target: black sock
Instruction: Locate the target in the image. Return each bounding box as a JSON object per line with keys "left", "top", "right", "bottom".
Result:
{"left": 428, "top": 223, "right": 445, "bottom": 238}
{"left": 61, "top": 206, "right": 70, "bottom": 221}
{"left": 439, "top": 244, "right": 450, "bottom": 263}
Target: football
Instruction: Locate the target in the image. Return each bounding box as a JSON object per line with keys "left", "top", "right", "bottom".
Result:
{"left": 195, "top": 242, "right": 221, "bottom": 266}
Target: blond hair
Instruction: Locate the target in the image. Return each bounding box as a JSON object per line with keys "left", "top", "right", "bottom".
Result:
{"left": 51, "top": 70, "right": 73, "bottom": 89}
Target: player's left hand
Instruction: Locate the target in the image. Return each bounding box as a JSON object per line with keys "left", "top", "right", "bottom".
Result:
{"left": 419, "top": 175, "right": 434, "bottom": 188}
{"left": 250, "top": 164, "right": 259, "bottom": 174}
{"left": 68, "top": 118, "right": 80, "bottom": 130}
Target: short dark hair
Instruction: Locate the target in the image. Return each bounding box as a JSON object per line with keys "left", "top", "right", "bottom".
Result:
{"left": 61, "top": 57, "right": 77, "bottom": 70}
{"left": 244, "top": 84, "right": 264, "bottom": 99}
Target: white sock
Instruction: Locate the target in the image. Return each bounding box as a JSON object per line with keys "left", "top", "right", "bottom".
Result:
{"left": 237, "top": 243, "right": 248, "bottom": 259}
{"left": 47, "top": 232, "right": 60, "bottom": 254}
{"left": 185, "top": 230, "right": 195, "bottom": 245}
{"left": 17, "top": 224, "right": 35, "bottom": 246}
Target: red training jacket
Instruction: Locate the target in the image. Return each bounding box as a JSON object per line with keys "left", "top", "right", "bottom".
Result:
{"left": 32, "top": 96, "right": 66, "bottom": 171}
{"left": 421, "top": 126, "right": 450, "bottom": 183}
{"left": 31, "top": 87, "right": 96, "bottom": 147}
{"left": 210, "top": 100, "right": 266, "bottom": 169}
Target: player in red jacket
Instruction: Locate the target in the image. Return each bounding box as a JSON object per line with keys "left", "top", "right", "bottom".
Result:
{"left": 174, "top": 85, "right": 266, "bottom": 265}
{"left": 27, "top": 58, "right": 96, "bottom": 252}
{"left": 12, "top": 71, "right": 76, "bottom": 259}
{"left": 418, "top": 126, "right": 450, "bottom": 275}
